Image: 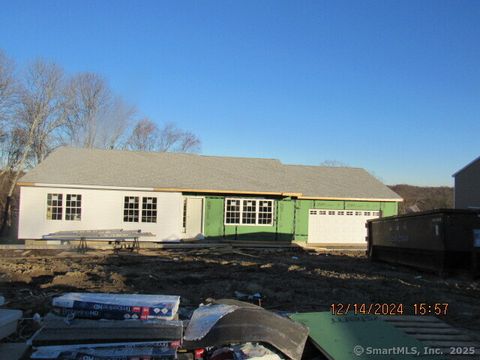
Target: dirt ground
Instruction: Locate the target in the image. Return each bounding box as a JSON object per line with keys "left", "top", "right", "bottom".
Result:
{"left": 0, "top": 246, "right": 479, "bottom": 340}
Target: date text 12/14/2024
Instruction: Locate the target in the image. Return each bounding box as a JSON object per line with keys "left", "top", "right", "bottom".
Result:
{"left": 330, "top": 303, "right": 449, "bottom": 316}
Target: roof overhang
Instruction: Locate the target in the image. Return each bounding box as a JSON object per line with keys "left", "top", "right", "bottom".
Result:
{"left": 17, "top": 182, "right": 402, "bottom": 201}
{"left": 452, "top": 155, "right": 480, "bottom": 177}
{"left": 298, "top": 196, "right": 403, "bottom": 202}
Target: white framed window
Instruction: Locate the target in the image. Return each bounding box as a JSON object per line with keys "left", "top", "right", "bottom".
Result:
{"left": 65, "top": 194, "right": 82, "bottom": 221}
{"left": 242, "top": 199, "right": 257, "bottom": 224}
{"left": 124, "top": 196, "right": 139, "bottom": 222}
{"left": 46, "top": 193, "right": 63, "bottom": 220}
{"left": 225, "top": 199, "right": 241, "bottom": 224}
{"left": 224, "top": 198, "right": 274, "bottom": 226}
{"left": 142, "top": 197, "right": 157, "bottom": 223}
{"left": 258, "top": 200, "right": 274, "bottom": 224}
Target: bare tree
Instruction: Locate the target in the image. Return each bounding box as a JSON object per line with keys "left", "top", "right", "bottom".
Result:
{"left": 0, "top": 50, "right": 17, "bottom": 127}
{"left": 126, "top": 118, "right": 158, "bottom": 151}
{"left": 0, "top": 51, "right": 18, "bottom": 171}
{"left": 62, "top": 73, "right": 135, "bottom": 149}
{"left": 97, "top": 96, "right": 136, "bottom": 149}
{"left": 157, "top": 122, "right": 200, "bottom": 152}
{"left": 18, "top": 60, "right": 66, "bottom": 165}
{"left": 1, "top": 60, "right": 66, "bottom": 233}
{"left": 176, "top": 130, "right": 201, "bottom": 153}
{"left": 126, "top": 119, "right": 201, "bottom": 153}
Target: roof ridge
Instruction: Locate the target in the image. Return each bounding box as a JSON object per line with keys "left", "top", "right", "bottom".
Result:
{"left": 284, "top": 163, "right": 364, "bottom": 170}
{"left": 58, "top": 146, "right": 281, "bottom": 162}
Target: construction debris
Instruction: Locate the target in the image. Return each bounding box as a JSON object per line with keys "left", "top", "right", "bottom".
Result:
{"left": 52, "top": 293, "right": 180, "bottom": 321}
{"left": 0, "top": 308, "right": 22, "bottom": 340}
{"left": 31, "top": 341, "right": 178, "bottom": 359}
{"left": 31, "top": 314, "right": 183, "bottom": 346}
{"left": 183, "top": 299, "right": 308, "bottom": 360}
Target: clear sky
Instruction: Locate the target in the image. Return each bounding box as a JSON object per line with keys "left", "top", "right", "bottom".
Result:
{"left": 1, "top": 0, "right": 479, "bottom": 186}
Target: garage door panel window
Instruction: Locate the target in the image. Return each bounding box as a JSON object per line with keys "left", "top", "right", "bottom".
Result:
{"left": 225, "top": 198, "right": 274, "bottom": 226}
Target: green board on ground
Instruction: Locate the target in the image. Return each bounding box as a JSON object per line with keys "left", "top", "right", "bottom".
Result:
{"left": 290, "top": 312, "right": 446, "bottom": 360}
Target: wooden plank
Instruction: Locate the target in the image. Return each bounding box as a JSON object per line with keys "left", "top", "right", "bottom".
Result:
{"left": 33, "top": 318, "right": 183, "bottom": 346}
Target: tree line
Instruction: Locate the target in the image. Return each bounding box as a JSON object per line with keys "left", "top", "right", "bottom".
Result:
{"left": 0, "top": 49, "right": 201, "bottom": 234}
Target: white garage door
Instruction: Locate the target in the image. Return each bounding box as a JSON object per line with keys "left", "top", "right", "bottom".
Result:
{"left": 307, "top": 209, "right": 380, "bottom": 244}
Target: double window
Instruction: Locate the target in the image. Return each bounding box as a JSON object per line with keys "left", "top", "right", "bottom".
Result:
{"left": 123, "top": 196, "right": 157, "bottom": 223}
{"left": 224, "top": 198, "right": 274, "bottom": 226}
{"left": 46, "top": 193, "right": 81, "bottom": 221}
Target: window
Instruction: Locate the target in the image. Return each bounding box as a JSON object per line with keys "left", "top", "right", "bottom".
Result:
{"left": 225, "top": 198, "right": 274, "bottom": 226}
{"left": 47, "top": 194, "right": 63, "bottom": 220}
{"left": 242, "top": 200, "right": 257, "bottom": 224}
{"left": 142, "top": 197, "right": 157, "bottom": 223}
{"left": 258, "top": 200, "right": 273, "bottom": 224}
{"left": 124, "top": 196, "right": 139, "bottom": 222}
{"left": 328, "top": 211, "right": 335, "bottom": 215}
{"left": 225, "top": 199, "right": 241, "bottom": 224}
{"left": 65, "top": 194, "right": 81, "bottom": 221}
{"left": 364, "top": 211, "right": 371, "bottom": 216}
{"left": 346, "top": 211, "right": 353, "bottom": 216}
{"left": 319, "top": 210, "right": 327, "bottom": 215}
{"left": 355, "top": 211, "right": 362, "bottom": 216}
{"left": 337, "top": 211, "right": 344, "bottom": 215}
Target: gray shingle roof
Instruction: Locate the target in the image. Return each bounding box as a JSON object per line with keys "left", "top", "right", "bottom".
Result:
{"left": 19, "top": 147, "right": 402, "bottom": 200}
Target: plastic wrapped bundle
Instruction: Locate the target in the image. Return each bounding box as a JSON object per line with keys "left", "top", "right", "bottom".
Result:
{"left": 52, "top": 293, "right": 180, "bottom": 321}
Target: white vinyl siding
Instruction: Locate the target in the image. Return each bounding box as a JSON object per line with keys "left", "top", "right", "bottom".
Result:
{"left": 19, "top": 187, "right": 183, "bottom": 241}
{"left": 224, "top": 198, "right": 274, "bottom": 226}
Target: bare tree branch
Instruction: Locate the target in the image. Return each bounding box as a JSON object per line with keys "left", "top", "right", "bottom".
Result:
{"left": 62, "top": 73, "right": 135, "bottom": 149}
{"left": 126, "top": 119, "right": 201, "bottom": 153}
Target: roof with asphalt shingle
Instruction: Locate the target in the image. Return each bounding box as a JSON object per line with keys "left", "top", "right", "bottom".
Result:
{"left": 19, "top": 147, "right": 402, "bottom": 200}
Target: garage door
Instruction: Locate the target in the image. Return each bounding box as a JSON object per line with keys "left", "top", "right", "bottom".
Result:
{"left": 307, "top": 209, "right": 380, "bottom": 244}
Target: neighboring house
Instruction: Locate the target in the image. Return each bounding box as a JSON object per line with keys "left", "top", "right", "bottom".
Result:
{"left": 453, "top": 156, "right": 480, "bottom": 209}
{"left": 17, "top": 147, "right": 402, "bottom": 245}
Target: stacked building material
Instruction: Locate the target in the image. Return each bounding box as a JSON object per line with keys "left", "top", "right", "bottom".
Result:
{"left": 30, "top": 292, "right": 183, "bottom": 360}
{"left": 52, "top": 293, "right": 180, "bottom": 320}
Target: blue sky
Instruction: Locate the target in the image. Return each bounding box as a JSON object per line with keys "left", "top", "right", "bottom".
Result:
{"left": 1, "top": 0, "right": 479, "bottom": 186}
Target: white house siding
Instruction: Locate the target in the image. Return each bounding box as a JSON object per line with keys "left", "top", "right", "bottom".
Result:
{"left": 18, "top": 186, "right": 183, "bottom": 241}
